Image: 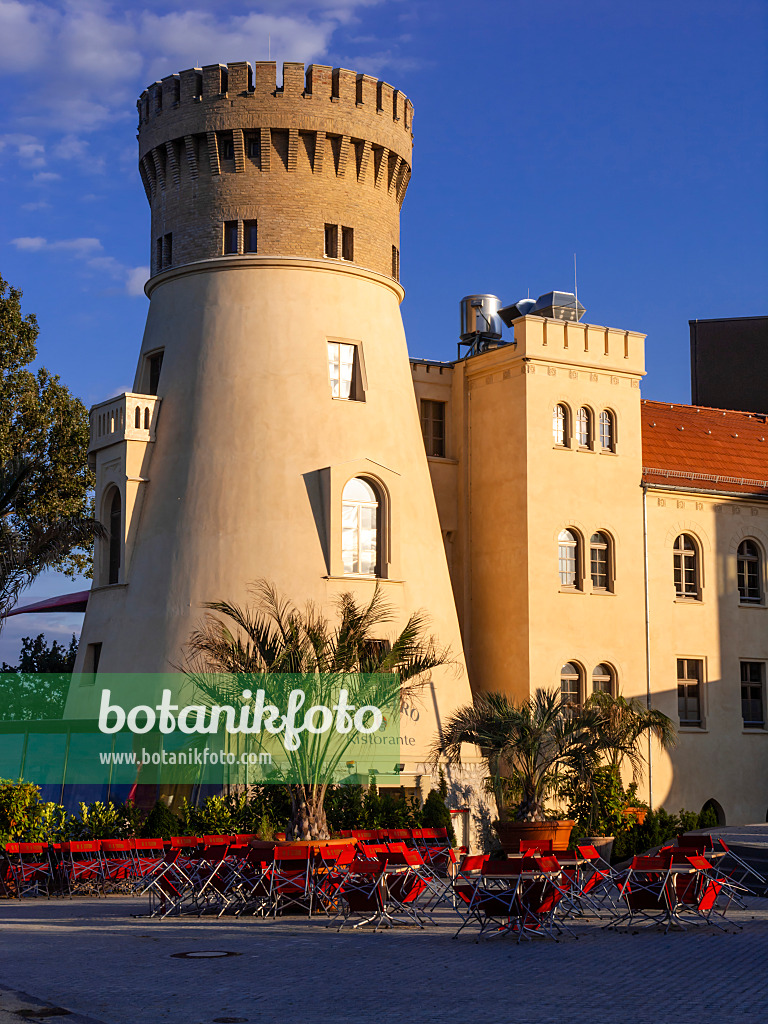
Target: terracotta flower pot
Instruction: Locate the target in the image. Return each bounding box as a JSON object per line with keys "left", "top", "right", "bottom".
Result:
{"left": 494, "top": 819, "right": 575, "bottom": 854}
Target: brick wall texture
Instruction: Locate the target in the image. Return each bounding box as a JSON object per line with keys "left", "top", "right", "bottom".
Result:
{"left": 137, "top": 62, "right": 413, "bottom": 280}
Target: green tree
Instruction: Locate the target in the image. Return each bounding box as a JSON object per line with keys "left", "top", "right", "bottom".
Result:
{"left": 2, "top": 632, "right": 78, "bottom": 673}
{"left": 0, "top": 274, "right": 95, "bottom": 584}
{"left": 184, "top": 580, "right": 450, "bottom": 840}
{"left": 0, "top": 632, "right": 79, "bottom": 721}
{"left": 432, "top": 689, "right": 602, "bottom": 822}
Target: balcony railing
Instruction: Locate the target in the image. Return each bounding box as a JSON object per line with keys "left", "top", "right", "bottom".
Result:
{"left": 89, "top": 393, "right": 161, "bottom": 454}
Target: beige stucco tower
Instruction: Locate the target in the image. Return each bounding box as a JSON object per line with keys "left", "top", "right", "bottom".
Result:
{"left": 74, "top": 61, "right": 474, "bottom": 770}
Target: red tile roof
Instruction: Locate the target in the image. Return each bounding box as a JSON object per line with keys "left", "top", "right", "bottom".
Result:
{"left": 641, "top": 401, "right": 768, "bottom": 496}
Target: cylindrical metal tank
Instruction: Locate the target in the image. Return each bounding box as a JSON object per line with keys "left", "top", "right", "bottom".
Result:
{"left": 459, "top": 294, "right": 503, "bottom": 341}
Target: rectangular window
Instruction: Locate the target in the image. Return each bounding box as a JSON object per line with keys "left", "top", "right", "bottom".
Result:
{"left": 392, "top": 245, "right": 400, "bottom": 281}
{"left": 243, "top": 220, "right": 258, "bottom": 254}
{"left": 163, "top": 233, "right": 172, "bottom": 268}
{"left": 741, "top": 662, "right": 765, "bottom": 727}
{"left": 147, "top": 351, "right": 164, "bottom": 396}
{"left": 341, "top": 226, "right": 354, "bottom": 261}
{"left": 155, "top": 237, "right": 162, "bottom": 273}
{"left": 677, "top": 658, "right": 703, "bottom": 727}
{"left": 79, "top": 641, "right": 102, "bottom": 684}
{"left": 220, "top": 138, "right": 234, "bottom": 161}
{"left": 223, "top": 220, "right": 239, "bottom": 255}
{"left": 247, "top": 136, "right": 260, "bottom": 159}
{"left": 420, "top": 399, "right": 446, "bottom": 458}
{"left": 328, "top": 342, "right": 357, "bottom": 400}
{"left": 324, "top": 223, "right": 338, "bottom": 258}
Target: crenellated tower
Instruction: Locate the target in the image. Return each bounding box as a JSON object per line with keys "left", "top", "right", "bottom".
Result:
{"left": 136, "top": 62, "right": 412, "bottom": 279}
{"left": 74, "top": 62, "right": 472, "bottom": 774}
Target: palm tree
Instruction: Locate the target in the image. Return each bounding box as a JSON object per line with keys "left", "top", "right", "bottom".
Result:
{"left": 584, "top": 690, "right": 676, "bottom": 782}
{"left": 0, "top": 458, "right": 105, "bottom": 626}
{"left": 432, "top": 689, "right": 602, "bottom": 822}
{"left": 184, "top": 580, "right": 450, "bottom": 840}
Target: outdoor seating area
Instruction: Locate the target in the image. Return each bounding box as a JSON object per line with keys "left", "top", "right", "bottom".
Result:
{"left": 2, "top": 829, "right": 762, "bottom": 941}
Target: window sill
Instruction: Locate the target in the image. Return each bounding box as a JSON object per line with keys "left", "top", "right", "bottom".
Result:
{"left": 427, "top": 455, "right": 458, "bottom": 465}
{"left": 679, "top": 724, "right": 707, "bottom": 732}
{"left": 674, "top": 597, "right": 703, "bottom": 604}
{"left": 90, "top": 583, "right": 128, "bottom": 594}
{"left": 590, "top": 589, "right": 615, "bottom": 596}
{"left": 325, "top": 575, "right": 404, "bottom": 584}
{"left": 559, "top": 587, "right": 585, "bottom": 595}
{"left": 743, "top": 727, "right": 766, "bottom": 733}
{"left": 599, "top": 449, "right": 617, "bottom": 456}
{"left": 553, "top": 444, "right": 571, "bottom": 451}
{"left": 738, "top": 601, "right": 765, "bottom": 609}
{"left": 577, "top": 447, "right": 595, "bottom": 453}
{"left": 330, "top": 395, "right": 365, "bottom": 403}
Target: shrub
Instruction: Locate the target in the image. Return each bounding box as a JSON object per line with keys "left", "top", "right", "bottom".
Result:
{"left": 0, "top": 778, "right": 60, "bottom": 843}
{"left": 140, "top": 799, "right": 181, "bottom": 839}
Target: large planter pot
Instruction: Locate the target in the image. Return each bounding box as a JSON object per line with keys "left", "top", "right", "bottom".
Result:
{"left": 494, "top": 819, "right": 575, "bottom": 855}
{"left": 580, "top": 836, "right": 615, "bottom": 863}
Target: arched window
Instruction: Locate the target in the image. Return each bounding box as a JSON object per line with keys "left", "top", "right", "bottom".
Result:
{"left": 553, "top": 404, "right": 568, "bottom": 446}
{"left": 342, "top": 478, "right": 378, "bottom": 576}
{"left": 108, "top": 489, "right": 122, "bottom": 585}
{"left": 738, "top": 540, "right": 761, "bottom": 603}
{"left": 592, "top": 663, "right": 614, "bottom": 695}
{"left": 590, "top": 532, "right": 612, "bottom": 591}
{"left": 144, "top": 407, "right": 150, "bottom": 430}
{"left": 576, "top": 407, "right": 591, "bottom": 448}
{"left": 134, "top": 406, "right": 141, "bottom": 429}
{"left": 599, "top": 410, "right": 615, "bottom": 451}
{"left": 561, "top": 662, "right": 582, "bottom": 707}
{"left": 673, "top": 534, "right": 699, "bottom": 598}
{"left": 558, "top": 529, "right": 580, "bottom": 588}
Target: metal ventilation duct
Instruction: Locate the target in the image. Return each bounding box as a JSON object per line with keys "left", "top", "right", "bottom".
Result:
{"left": 528, "top": 291, "right": 585, "bottom": 322}
{"left": 498, "top": 298, "right": 537, "bottom": 327}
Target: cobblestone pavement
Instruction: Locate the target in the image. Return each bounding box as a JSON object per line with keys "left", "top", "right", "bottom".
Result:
{"left": 1, "top": 896, "right": 767, "bottom": 1024}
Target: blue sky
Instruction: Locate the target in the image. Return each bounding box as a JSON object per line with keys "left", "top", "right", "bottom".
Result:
{"left": 0, "top": 0, "right": 766, "bottom": 662}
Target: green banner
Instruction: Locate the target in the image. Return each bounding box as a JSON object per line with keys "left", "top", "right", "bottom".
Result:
{"left": 0, "top": 673, "right": 403, "bottom": 788}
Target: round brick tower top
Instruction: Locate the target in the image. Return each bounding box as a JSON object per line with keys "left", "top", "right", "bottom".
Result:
{"left": 137, "top": 62, "right": 413, "bottom": 282}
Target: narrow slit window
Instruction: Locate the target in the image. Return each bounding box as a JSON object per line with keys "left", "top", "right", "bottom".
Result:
{"left": 341, "top": 226, "right": 354, "bottom": 261}
{"left": 677, "top": 658, "right": 702, "bottom": 726}
{"left": 324, "top": 223, "right": 338, "bottom": 258}
{"left": 108, "top": 490, "right": 122, "bottom": 585}
{"left": 244, "top": 220, "right": 258, "bottom": 254}
{"left": 420, "top": 400, "right": 446, "bottom": 458}
{"left": 392, "top": 245, "right": 400, "bottom": 281}
{"left": 223, "top": 220, "right": 239, "bottom": 255}
{"left": 163, "top": 233, "right": 172, "bottom": 268}
{"left": 738, "top": 540, "right": 761, "bottom": 603}
{"left": 599, "top": 410, "right": 614, "bottom": 451}
{"left": 741, "top": 662, "right": 764, "bottom": 727}
{"left": 147, "top": 351, "right": 164, "bottom": 395}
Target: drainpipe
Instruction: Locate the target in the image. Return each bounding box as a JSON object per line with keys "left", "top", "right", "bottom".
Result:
{"left": 642, "top": 481, "right": 653, "bottom": 810}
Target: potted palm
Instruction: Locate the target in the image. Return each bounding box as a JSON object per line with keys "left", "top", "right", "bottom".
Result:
{"left": 432, "top": 689, "right": 602, "bottom": 853}
{"left": 564, "top": 692, "right": 676, "bottom": 859}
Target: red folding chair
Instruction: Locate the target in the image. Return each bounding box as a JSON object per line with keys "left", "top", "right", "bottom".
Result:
{"left": 613, "top": 856, "right": 674, "bottom": 931}
{"left": 271, "top": 847, "right": 313, "bottom": 916}
{"left": 671, "top": 854, "right": 730, "bottom": 930}
{"left": 335, "top": 858, "right": 390, "bottom": 931}
{"left": 60, "top": 841, "right": 105, "bottom": 897}
{"left": 101, "top": 840, "right": 137, "bottom": 894}
{"left": 3, "top": 843, "right": 55, "bottom": 898}
{"left": 454, "top": 860, "right": 524, "bottom": 941}
{"left": 378, "top": 850, "right": 430, "bottom": 927}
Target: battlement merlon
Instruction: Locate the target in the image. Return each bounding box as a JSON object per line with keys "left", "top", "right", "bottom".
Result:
{"left": 137, "top": 62, "right": 414, "bottom": 165}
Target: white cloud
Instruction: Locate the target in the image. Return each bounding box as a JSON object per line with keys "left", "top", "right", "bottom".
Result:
{"left": 32, "top": 171, "right": 61, "bottom": 182}
{"left": 0, "top": 132, "right": 46, "bottom": 167}
{"left": 11, "top": 235, "right": 102, "bottom": 255}
{"left": 125, "top": 265, "right": 148, "bottom": 296}
{"left": 9, "top": 233, "right": 146, "bottom": 295}
{"left": 20, "top": 200, "right": 51, "bottom": 210}
{"left": 0, "top": 1, "right": 391, "bottom": 132}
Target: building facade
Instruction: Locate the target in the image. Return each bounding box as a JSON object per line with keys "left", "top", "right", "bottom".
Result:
{"left": 71, "top": 59, "right": 765, "bottom": 830}
{"left": 412, "top": 315, "right": 768, "bottom": 824}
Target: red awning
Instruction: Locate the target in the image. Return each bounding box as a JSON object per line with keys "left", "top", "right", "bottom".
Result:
{"left": 3, "top": 590, "right": 90, "bottom": 617}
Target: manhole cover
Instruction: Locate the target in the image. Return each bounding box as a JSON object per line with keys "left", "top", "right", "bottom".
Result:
{"left": 171, "top": 950, "right": 242, "bottom": 959}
